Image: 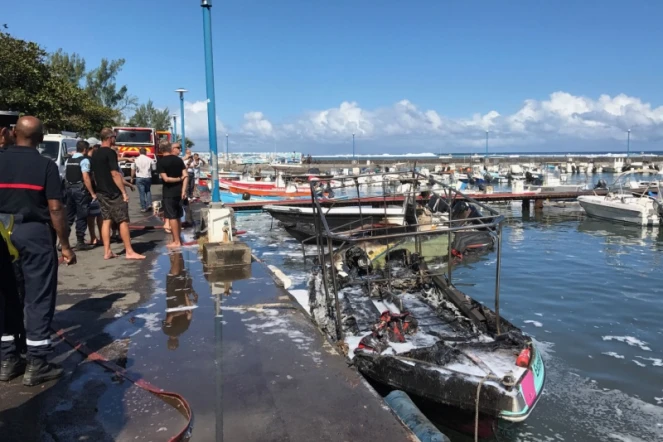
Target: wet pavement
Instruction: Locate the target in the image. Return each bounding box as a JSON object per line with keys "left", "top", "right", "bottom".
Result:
{"left": 219, "top": 262, "right": 415, "bottom": 442}
{"left": 0, "top": 187, "right": 415, "bottom": 441}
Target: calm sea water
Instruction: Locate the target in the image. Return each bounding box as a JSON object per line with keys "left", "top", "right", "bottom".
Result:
{"left": 235, "top": 174, "right": 663, "bottom": 442}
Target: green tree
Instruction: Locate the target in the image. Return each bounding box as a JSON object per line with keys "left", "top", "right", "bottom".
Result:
{"left": 128, "top": 100, "right": 171, "bottom": 130}
{"left": 49, "top": 48, "right": 86, "bottom": 85}
{"left": 0, "top": 31, "right": 117, "bottom": 134}
{"left": 85, "top": 58, "right": 138, "bottom": 112}
{"left": 172, "top": 135, "right": 195, "bottom": 149}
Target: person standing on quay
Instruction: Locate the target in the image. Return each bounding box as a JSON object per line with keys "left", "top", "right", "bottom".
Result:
{"left": 186, "top": 152, "right": 205, "bottom": 200}
{"left": 132, "top": 147, "right": 156, "bottom": 212}
{"left": 85, "top": 144, "right": 102, "bottom": 246}
{"left": 0, "top": 116, "right": 76, "bottom": 386}
{"left": 157, "top": 142, "right": 187, "bottom": 248}
{"left": 90, "top": 128, "right": 145, "bottom": 260}
{"left": 64, "top": 140, "right": 94, "bottom": 251}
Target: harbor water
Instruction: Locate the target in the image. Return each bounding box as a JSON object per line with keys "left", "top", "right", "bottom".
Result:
{"left": 236, "top": 173, "right": 663, "bottom": 442}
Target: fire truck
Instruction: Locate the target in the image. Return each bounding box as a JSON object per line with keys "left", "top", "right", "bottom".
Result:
{"left": 113, "top": 127, "right": 171, "bottom": 180}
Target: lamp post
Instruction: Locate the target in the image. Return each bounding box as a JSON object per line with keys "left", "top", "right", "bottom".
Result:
{"left": 485, "top": 130, "right": 489, "bottom": 157}
{"left": 225, "top": 133, "right": 229, "bottom": 165}
{"left": 352, "top": 132, "right": 355, "bottom": 159}
{"left": 627, "top": 129, "right": 631, "bottom": 158}
{"left": 172, "top": 114, "right": 178, "bottom": 142}
{"left": 175, "top": 88, "right": 187, "bottom": 156}
{"left": 201, "top": 0, "right": 220, "bottom": 203}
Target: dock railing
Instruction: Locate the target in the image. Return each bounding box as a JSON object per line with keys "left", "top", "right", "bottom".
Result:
{"left": 305, "top": 171, "right": 507, "bottom": 341}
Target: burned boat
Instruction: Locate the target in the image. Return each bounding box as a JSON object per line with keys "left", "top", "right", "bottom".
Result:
{"left": 302, "top": 177, "right": 545, "bottom": 423}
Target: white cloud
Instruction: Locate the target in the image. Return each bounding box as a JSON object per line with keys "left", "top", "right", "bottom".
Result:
{"left": 241, "top": 111, "right": 274, "bottom": 138}
{"left": 182, "top": 92, "right": 663, "bottom": 152}
{"left": 181, "top": 100, "right": 227, "bottom": 140}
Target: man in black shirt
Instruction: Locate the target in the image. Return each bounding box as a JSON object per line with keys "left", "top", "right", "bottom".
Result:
{"left": 157, "top": 142, "right": 187, "bottom": 248}
{"left": 0, "top": 116, "right": 76, "bottom": 386}
{"left": 90, "top": 128, "right": 145, "bottom": 260}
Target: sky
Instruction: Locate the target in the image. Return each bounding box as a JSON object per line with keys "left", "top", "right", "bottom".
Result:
{"left": 5, "top": 0, "right": 663, "bottom": 153}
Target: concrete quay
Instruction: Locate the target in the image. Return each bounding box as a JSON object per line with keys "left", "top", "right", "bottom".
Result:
{"left": 0, "top": 186, "right": 416, "bottom": 441}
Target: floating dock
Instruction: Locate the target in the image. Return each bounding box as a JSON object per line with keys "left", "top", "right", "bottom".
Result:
{"left": 226, "top": 190, "right": 607, "bottom": 212}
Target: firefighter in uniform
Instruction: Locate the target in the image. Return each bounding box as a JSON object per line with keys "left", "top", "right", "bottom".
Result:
{"left": 65, "top": 140, "right": 94, "bottom": 250}
{"left": 0, "top": 116, "right": 77, "bottom": 387}
{"left": 0, "top": 111, "right": 21, "bottom": 367}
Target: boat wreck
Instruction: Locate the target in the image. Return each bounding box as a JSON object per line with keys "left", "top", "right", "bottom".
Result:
{"left": 301, "top": 176, "right": 545, "bottom": 423}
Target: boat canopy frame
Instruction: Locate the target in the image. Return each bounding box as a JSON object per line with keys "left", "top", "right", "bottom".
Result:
{"left": 305, "top": 171, "right": 507, "bottom": 342}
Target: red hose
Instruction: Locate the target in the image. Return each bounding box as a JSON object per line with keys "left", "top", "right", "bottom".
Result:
{"left": 53, "top": 328, "right": 193, "bottom": 441}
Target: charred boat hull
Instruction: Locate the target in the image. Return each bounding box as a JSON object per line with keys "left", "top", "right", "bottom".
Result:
{"left": 307, "top": 248, "right": 545, "bottom": 423}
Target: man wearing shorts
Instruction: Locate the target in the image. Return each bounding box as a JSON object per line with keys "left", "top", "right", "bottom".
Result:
{"left": 157, "top": 142, "right": 187, "bottom": 248}
{"left": 90, "top": 128, "right": 145, "bottom": 260}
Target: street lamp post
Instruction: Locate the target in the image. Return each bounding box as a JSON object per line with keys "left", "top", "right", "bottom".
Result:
{"left": 627, "top": 129, "right": 631, "bottom": 158}
{"left": 175, "top": 88, "right": 187, "bottom": 155}
{"left": 225, "top": 133, "right": 229, "bottom": 165}
{"left": 172, "top": 114, "right": 178, "bottom": 142}
{"left": 352, "top": 133, "right": 355, "bottom": 159}
{"left": 485, "top": 130, "right": 489, "bottom": 157}
{"left": 201, "top": 0, "right": 220, "bottom": 203}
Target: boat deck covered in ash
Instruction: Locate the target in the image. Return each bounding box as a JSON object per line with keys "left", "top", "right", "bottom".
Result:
{"left": 299, "top": 174, "right": 546, "bottom": 423}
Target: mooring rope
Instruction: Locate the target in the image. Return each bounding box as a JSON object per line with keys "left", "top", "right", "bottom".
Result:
{"left": 475, "top": 373, "right": 500, "bottom": 442}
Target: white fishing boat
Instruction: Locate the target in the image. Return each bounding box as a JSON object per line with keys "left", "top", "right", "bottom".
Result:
{"left": 525, "top": 173, "right": 589, "bottom": 193}
{"left": 578, "top": 171, "right": 663, "bottom": 226}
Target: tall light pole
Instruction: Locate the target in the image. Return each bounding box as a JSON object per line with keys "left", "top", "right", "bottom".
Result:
{"left": 172, "top": 114, "right": 178, "bottom": 142}
{"left": 175, "top": 88, "right": 187, "bottom": 156}
{"left": 352, "top": 132, "right": 355, "bottom": 159}
{"left": 201, "top": 0, "right": 220, "bottom": 203}
{"left": 485, "top": 130, "right": 489, "bottom": 157}
{"left": 627, "top": 129, "right": 631, "bottom": 158}
{"left": 225, "top": 133, "right": 229, "bottom": 165}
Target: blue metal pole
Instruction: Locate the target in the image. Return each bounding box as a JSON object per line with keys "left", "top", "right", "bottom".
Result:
{"left": 627, "top": 129, "right": 631, "bottom": 158}
{"left": 352, "top": 133, "right": 355, "bottom": 158}
{"left": 202, "top": 0, "right": 220, "bottom": 203}
{"left": 173, "top": 116, "right": 177, "bottom": 142}
{"left": 226, "top": 134, "right": 229, "bottom": 164}
{"left": 485, "top": 131, "right": 489, "bottom": 157}
{"left": 179, "top": 94, "right": 186, "bottom": 156}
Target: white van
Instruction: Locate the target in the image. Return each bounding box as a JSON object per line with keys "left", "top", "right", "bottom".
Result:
{"left": 38, "top": 133, "right": 80, "bottom": 182}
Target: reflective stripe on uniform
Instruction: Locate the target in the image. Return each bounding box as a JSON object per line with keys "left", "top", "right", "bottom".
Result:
{"left": 1, "top": 335, "right": 15, "bottom": 342}
{"left": 26, "top": 338, "right": 50, "bottom": 346}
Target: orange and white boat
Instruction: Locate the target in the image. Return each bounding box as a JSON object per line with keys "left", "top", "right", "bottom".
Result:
{"left": 226, "top": 181, "right": 311, "bottom": 198}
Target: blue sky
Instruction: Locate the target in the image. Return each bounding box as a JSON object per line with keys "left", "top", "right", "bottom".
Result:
{"left": 5, "top": 0, "right": 663, "bottom": 153}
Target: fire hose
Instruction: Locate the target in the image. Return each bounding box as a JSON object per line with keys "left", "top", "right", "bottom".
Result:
{"left": 53, "top": 327, "right": 193, "bottom": 442}
{"left": 0, "top": 217, "right": 193, "bottom": 441}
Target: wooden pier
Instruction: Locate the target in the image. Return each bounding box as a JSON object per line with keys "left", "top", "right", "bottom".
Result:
{"left": 225, "top": 190, "right": 606, "bottom": 212}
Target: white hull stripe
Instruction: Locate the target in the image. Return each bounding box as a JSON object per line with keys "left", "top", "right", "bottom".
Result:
{"left": 26, "top": 338, "right": 51, "bottom": 346}
{"left": 1, "top": 335, "right": 15, "bottom": 342}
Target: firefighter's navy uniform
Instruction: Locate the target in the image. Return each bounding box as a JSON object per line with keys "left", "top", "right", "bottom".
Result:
{"left": 0, "top": 145, "right": 62, "bottom": 369}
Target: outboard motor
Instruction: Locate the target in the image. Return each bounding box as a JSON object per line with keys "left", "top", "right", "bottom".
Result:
{"left": 324, "top": 182, "right": 335, "bottom": 199}
{"left": 451, "top": 201, "right": 471, "bottom": 220}
{"left": 345, "top": 247, "right": 373, "bottom": 276}
{"left": 427, "top": 194, "right": 451, "bottom": 213}
{"left": 594, "top": 179, "right": 608, "bottom": 190}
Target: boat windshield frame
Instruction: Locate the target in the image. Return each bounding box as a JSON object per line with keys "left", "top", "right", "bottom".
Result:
{"left": 305, "top": 171, "right": 507, "bottom": 341}
{"left": 597, "top": 169, "right": 663, "bottom": 199}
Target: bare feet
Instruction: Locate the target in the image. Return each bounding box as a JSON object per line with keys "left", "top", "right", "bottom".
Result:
{"left": 104, "top": 252, "right": 117, "bottom": 260}
{"left": 166, "top": 242, "right": 182, "bottom": 249}
{"left": 125, "top": 251, "right": 146, "bottom": 260}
